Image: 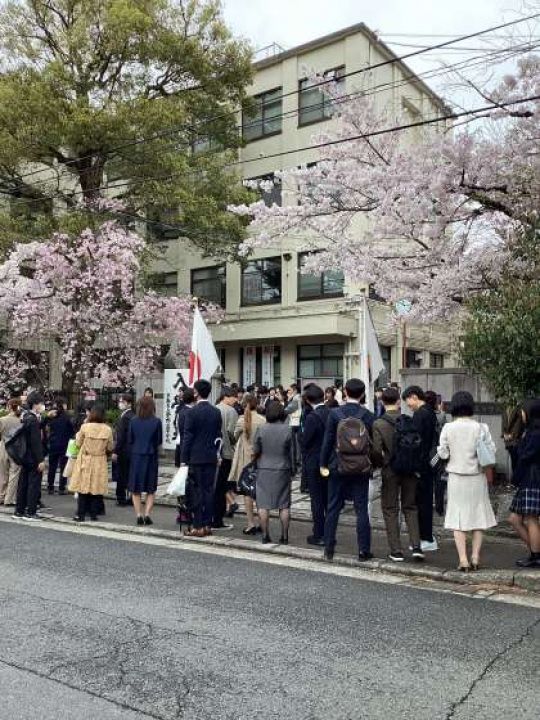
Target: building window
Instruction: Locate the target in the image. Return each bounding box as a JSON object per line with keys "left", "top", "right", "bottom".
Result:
{"left": 146, "top": 206, "right": 181, "bottom": 241}
{"left": 430, "top": 352, "right": 444, "bottom": 369}
{"left": 297, "top": 343, "right": 344, "bottom": 380}
{"left": 297, "top": 252, "right": 344, "bottom": 300}
{"left": 299, "top": 66, "right": 345, "bottom": 126}
{"left": 405, "top": 349, "right": 423, "bottom": 369}
{"left": 148, "top": 272, "right": 178, "bottom": 297}
{"left": 241, "top": 257, "right": 282, "bottom": 306}
{"left": 243, "top": 87, "right": 283, "bottom": 142}
{"left": 191, "top": 265, "right": 226, "bottom": 308}
{"left": 247, "top": 173, "right": 282, "bottom": 207}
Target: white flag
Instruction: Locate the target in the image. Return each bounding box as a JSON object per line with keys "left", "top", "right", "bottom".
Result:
{"left": 360, "top": 297, "right": 385, "bottom": 411}
{"left": 188, "top": 308, "right": 221, "bottom": 386}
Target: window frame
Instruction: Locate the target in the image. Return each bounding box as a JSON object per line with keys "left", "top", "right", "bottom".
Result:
{"left": 241, "top": 256, "right": 282, "bottom": 307}
{"left": 149, "top": 271, "right": 178, "bottom": 297}
{"left": 429, "top": 352, "right": 444, "bottom": 369}
{"left": 298, "top": 66, "right": 345, "bottom": 128}
{"left": 191, "top": 264, "right": 227, "bottom": 308}
{"left": 297, "top": 252, "right": 344, "bottom": 301}
{"left": 242, "top": 87, "right": 283, "bottom": 143}
{"left": 297, "top": 343, "right": 344, "bottom": 380}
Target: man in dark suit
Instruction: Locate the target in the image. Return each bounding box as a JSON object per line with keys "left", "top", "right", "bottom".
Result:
{"left": 320, "top": 378, "right": 375, "bottom": 562}
{"left": 112, "top": 394, "right": 135, "bottom": 506}
{"left": 181, "top": 379, "right": 222, "bottom": 537}
{"left": 300, "top": 384, "right": 330, "bottom": 546}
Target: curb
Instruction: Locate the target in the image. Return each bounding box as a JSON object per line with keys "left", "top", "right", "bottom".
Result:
{"left": 31, "top": 513, "right": 540, "bottom": 596}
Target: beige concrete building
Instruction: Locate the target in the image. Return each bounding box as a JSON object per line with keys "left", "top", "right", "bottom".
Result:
{"left": 152, "top": 22, "right": 458, "bottom": 390}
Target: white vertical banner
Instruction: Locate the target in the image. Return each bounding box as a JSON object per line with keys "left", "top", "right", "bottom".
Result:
{"left": 261, "top": 345, "right": 274, "bottom": 386}
{"left": 359, "top": 297, "right": 385, "bottom": 412}
{"left": 162, "top": 368, "right": 189, "bottom": 450}
{"left": 243, "top": 346, "right": 257, "bottom": 387}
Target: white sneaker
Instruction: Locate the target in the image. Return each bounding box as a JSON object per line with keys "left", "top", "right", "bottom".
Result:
{"left": 420, "top": 539, "right": 439, "bottom": 552}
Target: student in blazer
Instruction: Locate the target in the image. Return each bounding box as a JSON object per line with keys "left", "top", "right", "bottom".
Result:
{"left": 181, "top": 380, "right": 222, "bottom": 536}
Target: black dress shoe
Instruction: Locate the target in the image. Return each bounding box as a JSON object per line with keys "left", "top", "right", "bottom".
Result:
{"left": 516, "top": 554, "right": 540, "bottom": 568}
{"left": 144, "top": 516, "right": 153, "bottom": 526}
{"left": 261, "top": 535, "right": 272, "bottom": 544}
{"left": 73, "top": 515, "right": 85, "bottom": 522}
{"left": 136, "top": 516, "right": 144, "bottom": 526}
{"left": 279, "top": 536, "right": 289, "bottom": 545}
{"left": 358, "top": 552, "right": 374, "bottom": 561}
{"left": 323, "top": 548, "right": 334, "bottom": 562}
{"left": 307, "top": 535, "right": 325, "bottom": 546}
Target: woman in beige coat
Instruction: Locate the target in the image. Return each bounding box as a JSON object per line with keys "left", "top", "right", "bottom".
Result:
{"left": 69, "top": 404, "right": 113, "bottom": 522}
{"left": 229, "top": 394, "right": 265, "bottom": 535}
{"left": 0, "top": 398, "right": 22, "bottom": 506}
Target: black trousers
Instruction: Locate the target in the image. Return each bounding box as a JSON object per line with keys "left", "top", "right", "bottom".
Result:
{"left": 116, "top": 454, "right": 130, "bottom": 504}
{"left": 16, "top": 466, "right": 42, "bottom": 516}
{"left": 77, "top": 493, "right": 103, "bottom": 519}
{"left": 213, "top": 459, "right": 232, "bottom": 527}
{"left": 417, "top": 469, "right": 435, "bottom": 543}
{"left": 306, "top": 463, "right": 328, "bottom": 539}
{"left": 190, "top": 464, "right": 217, "bottom": 529}
{"left": 47, "top": 452, "right": 68, "bottom": 491}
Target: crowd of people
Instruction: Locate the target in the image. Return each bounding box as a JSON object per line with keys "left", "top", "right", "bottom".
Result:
{"left": 0, "top": 380, "right": 539, "bottom": 570}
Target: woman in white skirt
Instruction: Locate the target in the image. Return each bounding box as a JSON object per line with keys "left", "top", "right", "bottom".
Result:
{"left": 437, "top": 391, "right": 497, "bottom": 571}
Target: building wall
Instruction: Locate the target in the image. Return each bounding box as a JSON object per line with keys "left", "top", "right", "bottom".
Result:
{"left": 154, "top": 25, "right": 457, "bottom": 388}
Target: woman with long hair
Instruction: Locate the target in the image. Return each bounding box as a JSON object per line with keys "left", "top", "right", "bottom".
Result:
{"left": 128, "top": 396, "right": 163, "bottom": 526}
{"left": 508, "top": 398, "right": 540, "bottom": 568}
{"left": 229, "top": 393, "right": 266, "bottom": 534}
{"left": 69, "top": 404, "right": 113, "bottom": 522}
{"left": 437, "top": 391, "right": 497, "bottom": 571}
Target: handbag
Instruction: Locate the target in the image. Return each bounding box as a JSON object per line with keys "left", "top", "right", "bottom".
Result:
{"left": 477, "top": 424, "right": 496, "bottom": 469}
{"left": 66, "top": 438, "right": 80, "bottom": 458}
{"left": 237, "top": 462, "right": 257, "bottom": 499}
{"left": 167, "top": 465, "right": 189, "bottom": 497}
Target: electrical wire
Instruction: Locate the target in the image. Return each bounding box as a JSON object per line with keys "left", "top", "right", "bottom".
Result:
{"left": 7, "top": 37, "right": 538, "bottom": 207}
{"left": 7, "top": 11, "right": 539, "bottom": 189}
{"left": 7, "top": 90, "right": 536, "bottom": 238}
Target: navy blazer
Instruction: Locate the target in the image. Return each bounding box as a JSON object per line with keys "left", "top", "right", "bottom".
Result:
{"left": 129, "top": 416, "right": 162, "bottom": 456}
{"left": 320, "top": 402, "right": 375, "bottom": 471}
{"left": 115, "top": 409, "right": 135, "bottom": 456}
{"left": 181, "top": 401, "right": 222, "bottom": 466}
{"left": 300, "top": 405, "right": 330, "bottom": 471}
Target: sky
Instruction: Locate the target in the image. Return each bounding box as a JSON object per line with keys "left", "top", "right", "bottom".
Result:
{"left": 222, "top": 0, "right": 539, "bottom": 106}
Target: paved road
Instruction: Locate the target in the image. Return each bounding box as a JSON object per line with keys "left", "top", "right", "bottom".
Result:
{"left": 0, "top": 521, "right": 538, "bottom": 720}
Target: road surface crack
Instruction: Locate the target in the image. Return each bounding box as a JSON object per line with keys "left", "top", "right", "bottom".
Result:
{"left": 445, "top": 616, "right": 540, "bottom": 719}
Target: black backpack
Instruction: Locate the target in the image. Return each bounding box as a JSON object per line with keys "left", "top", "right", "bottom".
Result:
{"left": 4, "top": 423, "right": 28, "bottom": 467}
{"left": 383, "top": 414, "right": 423, "bottom": 475}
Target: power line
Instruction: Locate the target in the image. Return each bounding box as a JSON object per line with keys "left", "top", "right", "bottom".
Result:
{"left": 8, "top": 12, "right": 539, "bottom": 189}
{"left": 11, "top": 91, "right": 536, "bottom": 235}
{"left": 7, "top": 38, "right": 537, "bottom": 206}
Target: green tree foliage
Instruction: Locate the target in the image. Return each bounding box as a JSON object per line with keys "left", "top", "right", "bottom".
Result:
{"left": 461, "top": 228, "right": 540, "bottom": 403}
{"left": 0, "top": 0, "right": 254, "bottom": 257}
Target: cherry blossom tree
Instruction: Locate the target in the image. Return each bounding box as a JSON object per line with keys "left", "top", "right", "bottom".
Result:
{"left": 232, "top": 55, "right": 540, "bottom": 322}
{"left": 0, "top": 221, "right": 205, "bottom": 394}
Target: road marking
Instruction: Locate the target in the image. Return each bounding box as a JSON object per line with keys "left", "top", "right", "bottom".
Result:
{"left": 2, "top": 515, "right": 539, "bottom": 609}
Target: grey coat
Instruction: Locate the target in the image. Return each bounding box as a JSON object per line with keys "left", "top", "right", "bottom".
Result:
{"left": 253, "top": 423, "right": 293, "bottom": 510}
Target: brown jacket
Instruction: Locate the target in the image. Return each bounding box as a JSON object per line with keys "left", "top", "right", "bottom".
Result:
{"left": 69, "top": 422, "right": 113, "bottom": 495}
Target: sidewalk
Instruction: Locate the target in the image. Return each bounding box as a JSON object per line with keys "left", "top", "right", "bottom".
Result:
{"left": 4, "top": 478, "right": 538, "bottom": 595}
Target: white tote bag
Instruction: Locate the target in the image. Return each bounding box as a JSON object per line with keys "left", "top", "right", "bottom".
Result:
{"left": 167, "top": 466, "right": 189, "bottom": 497}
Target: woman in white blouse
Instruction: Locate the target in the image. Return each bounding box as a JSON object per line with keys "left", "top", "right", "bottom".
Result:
{"left": 437, "top": 391, "right": 497, "bottom": 571}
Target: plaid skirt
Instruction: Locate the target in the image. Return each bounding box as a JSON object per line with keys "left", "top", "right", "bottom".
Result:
{"left": 509, "top": 487, "right": 540, "bottom": 516}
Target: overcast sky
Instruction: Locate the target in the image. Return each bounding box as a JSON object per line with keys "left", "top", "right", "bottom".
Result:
{"left": 222, "top": 0, "right": 538, "bottom": 106}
